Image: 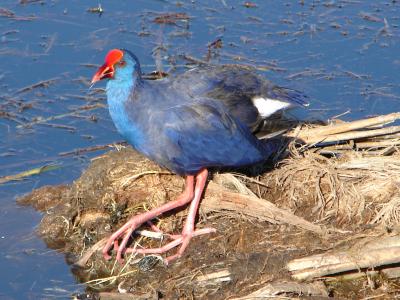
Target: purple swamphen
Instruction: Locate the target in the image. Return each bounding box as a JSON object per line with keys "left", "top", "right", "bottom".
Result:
{"left": 91, "top": 49, "right": 308, "bottom": 264}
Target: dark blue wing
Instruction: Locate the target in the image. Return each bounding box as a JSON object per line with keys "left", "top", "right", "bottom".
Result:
{"left": 145, "top": 99, "right": 277, "bottom": 175}
{"left": 172, "top": 65, "right": 308, "bottom": 132}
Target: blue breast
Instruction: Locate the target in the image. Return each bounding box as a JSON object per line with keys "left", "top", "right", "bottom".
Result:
{"left": 106, "top": 76, "right": 145, "bottom": 150}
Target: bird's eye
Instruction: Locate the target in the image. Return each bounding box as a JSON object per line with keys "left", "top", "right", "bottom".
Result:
{"left": 118, "top": 60, "right": 126, "bottom": 67}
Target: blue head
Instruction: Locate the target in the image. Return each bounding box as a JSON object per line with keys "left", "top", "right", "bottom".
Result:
{"left": 91, "top": 49, "right": 145, "bottom": 148}
{"left": 91, "top": 48, "right": 142, "bottom": 86}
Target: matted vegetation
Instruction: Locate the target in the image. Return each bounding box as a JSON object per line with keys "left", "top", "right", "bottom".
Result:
{"left": 19, "top": 112, "right": 400, "bottom": 299}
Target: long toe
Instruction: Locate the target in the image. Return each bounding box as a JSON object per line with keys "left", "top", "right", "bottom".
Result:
{"left": 125, "top": 227, "right": 216, "bottom": 264}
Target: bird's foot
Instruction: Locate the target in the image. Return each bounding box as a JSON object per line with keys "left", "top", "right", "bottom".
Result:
{"left": 102, "top": 216, "right": 146, "bottom": 263}
{"left": 126, "top": 227, "right": 216, "bottom": 265}
{"left": 102, "top": 170, "right": 210, "bottom": 265}
{"left": 102, "top": 217, "right": 215, "bottom": 265}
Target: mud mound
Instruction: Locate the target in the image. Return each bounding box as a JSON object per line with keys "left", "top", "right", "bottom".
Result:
{"left": 17, "top": 145, "right": 400, "bottom": 299}
{"left": 18, "top": 112, "right": 400, "bottom": 299}
{"left": 20, "top": 148, "right": 321, "bottom": 298}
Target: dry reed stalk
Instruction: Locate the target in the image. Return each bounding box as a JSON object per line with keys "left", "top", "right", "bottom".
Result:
{"left": 195, "top": 269, "right": 231, "bottom": 283}
{"left": 287, "top": 236, "right": 400, "bottom": 280}
{"left": 324, "top": 266, "right": 400, "bottom": 282}
{"left": 354, "top": 139, "right": 400, "bottom": 149}
{"left": 98, "top": 291, "right": 158, "bottom": 300}
{"left": 233, "top": 281, "right": 328, "bottom": 299}
{"left": 203, "top": 181, "right": 325, "bottom": 235}
{"left": 291, "top": 112, "right": 400, "bottom": 142}
{"left": 74, "top": 237, "right": 107, "bottom": 267}
{"left": 302, "top": 126, "right": 400, "bottom": 145}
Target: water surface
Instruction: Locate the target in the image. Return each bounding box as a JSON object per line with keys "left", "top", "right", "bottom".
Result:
{"left": 0, "top": 0, "right": 399, "bottom": 298}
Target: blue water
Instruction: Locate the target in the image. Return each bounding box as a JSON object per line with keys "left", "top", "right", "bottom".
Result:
{"left": 0, "top": 0, "right": 399, "bottom": 298}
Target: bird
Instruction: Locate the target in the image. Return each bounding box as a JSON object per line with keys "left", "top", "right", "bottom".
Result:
{"left": 91, "top": 48, "right": 308, "bottom": 264}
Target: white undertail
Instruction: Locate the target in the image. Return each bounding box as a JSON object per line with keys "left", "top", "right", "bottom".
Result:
{"left": 251, "top": 97, "right": 291, "bottom": 117}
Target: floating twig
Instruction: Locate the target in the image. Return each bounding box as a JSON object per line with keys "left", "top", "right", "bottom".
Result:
{"left": 87, "top": 3, "right": 103, "bottom": 16}
{"left": 16, "top": 103, "right": 106, "bottom": 128}
{"left": 43, "top": 33, "right": 57, "bottom": 54}
{"left": 153, "top": 12, "right": 190, "bottom": 25}
{"left": 0, "top": 164, "right": 60, "bottom": 184}
{"left": 58, "top": 141, "right": 127, "bottom": 157}
{"left": 14, "top": 77, "right": 60, "bottom": 94}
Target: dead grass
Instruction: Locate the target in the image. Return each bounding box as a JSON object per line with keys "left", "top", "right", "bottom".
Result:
{"left": 268, "top": 151, "right": 400, "bottom": 227}
{"left": 17, "top": 112, "right": 400, "bottom": 299}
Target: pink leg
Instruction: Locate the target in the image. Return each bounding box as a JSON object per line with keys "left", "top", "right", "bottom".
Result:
{"left": 126, "top": 169, "right": 216, "bottom": 264}
{"left": 102, "top": 175, "right": 195, "bottom": 263}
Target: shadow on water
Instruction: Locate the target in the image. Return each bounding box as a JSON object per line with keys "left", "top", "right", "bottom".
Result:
{"left": 0, "top": 0, "right": 399, "bottom": 298}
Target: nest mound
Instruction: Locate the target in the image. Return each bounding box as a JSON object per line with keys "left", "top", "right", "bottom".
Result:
{"left": 19, "top": 113, "right": 400, "bottom": 299}
{"left": 270, "top": 151, "right": 400, "bottom": 227}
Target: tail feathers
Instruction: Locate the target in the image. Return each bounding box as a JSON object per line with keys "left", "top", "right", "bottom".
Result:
{"left": 270, "top": 87, "right": 309, "bottom": 107}
{"left": 256, "top": 129, "right": 287, "bottom": 140}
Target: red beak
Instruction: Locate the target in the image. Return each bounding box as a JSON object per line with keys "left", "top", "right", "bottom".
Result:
{"left": 91, "top": 63, "right": 114, "bottom": 84}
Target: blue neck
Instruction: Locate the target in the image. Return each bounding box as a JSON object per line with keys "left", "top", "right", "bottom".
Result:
{"left": 106, "top": 69, "right": 144, "bottom": 148}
